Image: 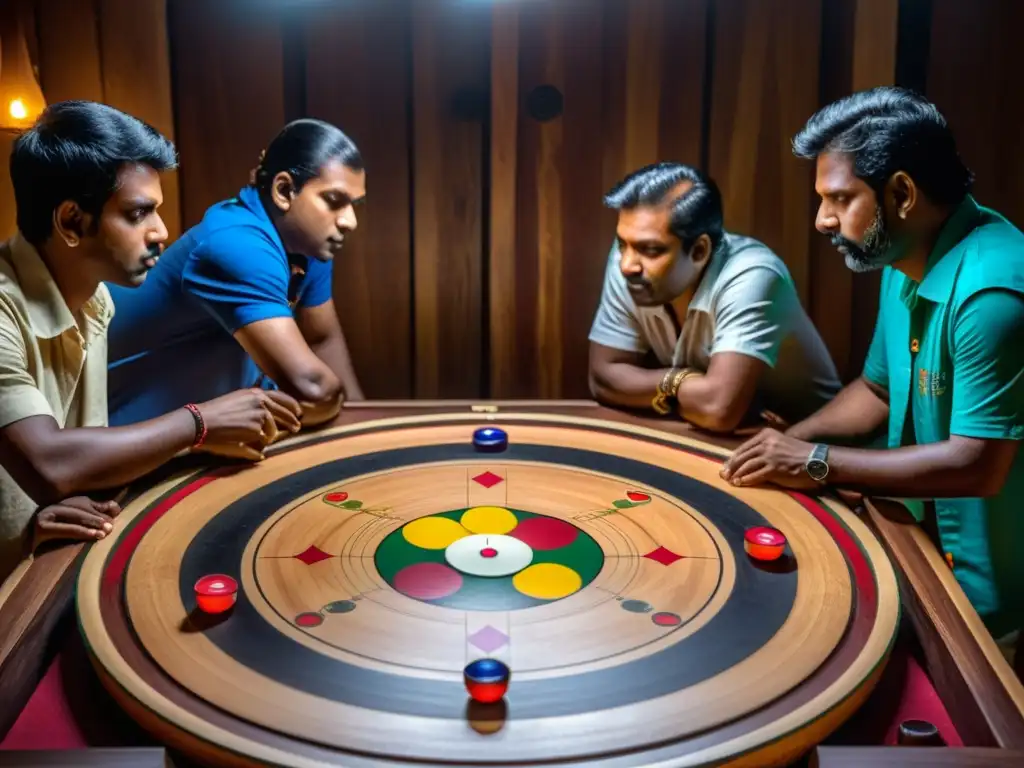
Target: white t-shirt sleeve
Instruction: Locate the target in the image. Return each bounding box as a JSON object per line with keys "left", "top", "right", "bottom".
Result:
{"left": 588, "top": 246, "right": 648, "bottom": 353}
{"left": 710, "top": 263, "right": 795, "bottom": 368}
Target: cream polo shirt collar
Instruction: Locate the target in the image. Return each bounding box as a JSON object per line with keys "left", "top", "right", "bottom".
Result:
{"left": 8, "top": 233, "right": 109, "bottom": 340}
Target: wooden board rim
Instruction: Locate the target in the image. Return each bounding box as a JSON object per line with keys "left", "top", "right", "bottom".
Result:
{"left": 76, "top": 413, "right": 900, "bottom": 767}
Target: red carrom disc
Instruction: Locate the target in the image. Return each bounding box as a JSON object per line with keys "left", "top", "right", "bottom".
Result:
{"left": 744, "top": 527, "right": 787, "bottom": 561}
{"left": 194, "top": 574, "right": 238, "bottom": 614}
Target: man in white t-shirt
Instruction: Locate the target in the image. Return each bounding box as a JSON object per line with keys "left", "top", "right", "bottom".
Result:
{"left": 589, "top": 162, "right": 840, "bottom": 432}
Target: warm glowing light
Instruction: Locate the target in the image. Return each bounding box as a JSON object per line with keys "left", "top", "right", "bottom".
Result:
{"left": 8, "top": 99, "right": 27, "bottom": 120}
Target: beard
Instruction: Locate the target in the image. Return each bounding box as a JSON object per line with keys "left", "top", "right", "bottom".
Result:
{"left": 831, "top": 206, "right": 896, "bottom": 273}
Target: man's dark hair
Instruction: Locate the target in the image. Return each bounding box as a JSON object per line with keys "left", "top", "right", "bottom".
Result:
{"left": 10, "top": 100, "right": 178, "bottom": 245}
{"left": 604, "top": 162, "right": 724, "bottom": 251}
{"left": 792, "top": 86, "right": 973, "bottom": 205}
{"left": 252, "top": 118, "right": 363, "bottom": 195}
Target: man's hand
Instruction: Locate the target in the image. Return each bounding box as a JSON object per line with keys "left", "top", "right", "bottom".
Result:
{"left": 720, "top": 428, "right": 820, "bottom": 490}
{"left": 33, "top": 497, "right": 121, "bottom": 548}
{"left": 197, "top": 389, "right": 303, "bottom": 443}
{"left": 194, "top": 389, "right": 304, "bottom": 461}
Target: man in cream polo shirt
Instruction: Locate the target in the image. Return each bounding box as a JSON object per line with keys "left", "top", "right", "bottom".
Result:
{"left": 0, "top": 101, "right": 303, "bottom": 587}
{"left": 589, "top": 163, "right": 840, "bottom": 432}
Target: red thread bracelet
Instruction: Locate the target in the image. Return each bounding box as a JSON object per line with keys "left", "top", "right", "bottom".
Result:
{"left": 184, "top": 403, "right": 207, "bottom": 448}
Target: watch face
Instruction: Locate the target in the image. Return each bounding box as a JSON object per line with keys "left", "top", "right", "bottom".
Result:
{"left": 807, "top": 459, "right": 828, "bottom": 480}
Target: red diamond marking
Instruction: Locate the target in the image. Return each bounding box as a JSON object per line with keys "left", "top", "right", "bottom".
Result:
{"left": 324, "top": 491, "right": 348, "bottom": 503}
{"left": 295, "top": 545, "right": 332, "bottom": 565}
{"left": 643, "top": 546, "right": 683, "bottom": 566}
{"left": 627, "top": 491, "right": 650, "bottom": 502}
{"left": 472, "top": 471, "right": 503, "bottom": 488}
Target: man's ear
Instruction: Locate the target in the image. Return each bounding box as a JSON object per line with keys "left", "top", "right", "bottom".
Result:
{"left": 270, "top": 172, "right": 297, "bottom": 212}
{"left": 887, "top": 171, "right": 917, "bottom": 221}
{"left": 53, "top": 201, "right": 86, "bottom": 247}
{"left": 689, "top": 233, "right": 713, "bottom": 266}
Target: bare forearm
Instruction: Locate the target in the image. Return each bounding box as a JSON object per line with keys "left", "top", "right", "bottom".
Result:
{"left": 828, "top": 440, "right": 999, "bottom": 498}
{"left": 676, "top": 375, "right": 744, "bottom": 432}
{"left": 31, "top": 411, "right": 195, "bottom": 501}
{"left": 787, "top": 377, "right": 889, "bottom": 442}
{"left": 312, "top": 335, "right": 363, "bottom": 401}
{"left": 588, "top": 363, "right": 668, "bottom": 410}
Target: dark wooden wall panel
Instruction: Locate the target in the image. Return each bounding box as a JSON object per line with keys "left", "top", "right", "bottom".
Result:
{"left": 493, "top": 0, "right": 708, "bottom": 399}
{"left": 707, "top": 0, "right": 822, "bottom": 306}
{"left": 488, "top": 2, "right": 520, "bottom": 397}
{"left": 98, "top": 0, "right": 180, "bottom": 239}
{"left": 810, "top": 0, "right": 897, "bottom": 382}
{"left": 33, "top": 0, "right": 103, "bottom": 105}
{"left": 411, "top": 0, "right": 488, "bottom": 398}
{"left": 303, "top": 0, "right": 413, "bottom": 399}
{"left": 927, "top": 0, "right": 1024, "bottom": 229}
{"left": 10, "top": 0, "right": 1022, "bottom": 399}
{"left": 168, "top": 0, "right": 286, "bottom": 230}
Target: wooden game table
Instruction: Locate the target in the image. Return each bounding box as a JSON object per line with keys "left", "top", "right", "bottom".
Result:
{"left": 0, "top": 400, "right": 1022, "bottom": 767}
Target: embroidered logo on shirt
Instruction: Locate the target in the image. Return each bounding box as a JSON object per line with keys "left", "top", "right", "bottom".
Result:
{"left": 918, "top": 367, "right": 947, "bottom": 397}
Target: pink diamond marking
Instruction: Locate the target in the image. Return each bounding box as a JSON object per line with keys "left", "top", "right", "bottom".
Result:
{"left": 643, "top": 546, "right": 683, "bottom": 566}
{"left": 472, "top": 471, "right": 503, "bottom": 489}
{"left": 294, "top": 545, "right": 332, "bottom": 565}
{"left": 468, "top": 625, "right": 509, "bottom": 653}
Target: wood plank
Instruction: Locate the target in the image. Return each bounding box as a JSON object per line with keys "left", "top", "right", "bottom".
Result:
{"left": 927, "top": 0, "right": 1024, "bottom": 229}
{"left": 488, "top": 2, "right": 519, "bottom": 397}
{"left": 304, "top": 0, "right": 413, "bottom": 399}
{"left": 810, "top": 0, "right": 896, "bottom": 382}
{"left": 0, "top": 749, "right": 170, "bottom": 767}
{"left": 505, "top": 0, "right": 709, "bottom": 399}
{"left": 707, "top": 0, "right": 822, "bottom": 305}
{"left": 0, "top": 544, "right": 82, "bottom": 740}
{"left": 0, "top": 137, "right": 16, "bottom": 240}
{"left": 812, "top": 746, "right": 1024, "bottom": 767}
{"left": 411, "top": 0, "right": 488, "bottom": 398}
{"left": 97, "top": 0, "right": 180, "bottom": 240}
{"left": 33, "top": 0, "right": 104, "bottom": 105}
{"left": 167, "top": 0, "right": 286, "bottom": 230}
{"left": 864, "top": 498, "right": 1024, "bottom": 747}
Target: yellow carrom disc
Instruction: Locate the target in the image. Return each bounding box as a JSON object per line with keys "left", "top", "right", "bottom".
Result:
{"left": 76, "top": 412, "right": 899, "bottom": 768}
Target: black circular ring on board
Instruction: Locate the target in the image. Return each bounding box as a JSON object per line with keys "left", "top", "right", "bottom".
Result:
{"left": 169, "top": 439, "right": 804, "bottom": 720}
{"left": 526, "top": 84, "right": 564, "bottom": 122}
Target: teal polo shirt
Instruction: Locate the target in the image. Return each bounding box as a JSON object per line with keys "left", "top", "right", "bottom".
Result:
{"left": 862, "top": 195, "right": 1024, "bottom": 637}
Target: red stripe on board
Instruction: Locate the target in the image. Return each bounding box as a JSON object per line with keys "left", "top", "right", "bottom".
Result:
{"left": 101, "top": 475, "right": 220, "bottom": 593}
{"left": 788, "top": 491, "right": 879, "bottom": 636}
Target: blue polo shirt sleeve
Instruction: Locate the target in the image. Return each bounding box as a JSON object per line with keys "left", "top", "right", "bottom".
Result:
{"left": 296, "top": 256, "right": 334, "bottom": 309}
{"left": 950, "top": 288, "right": 1024, "bottom": 440}
{"left": 181, "top": 228, "right": 293, "bottom": 334}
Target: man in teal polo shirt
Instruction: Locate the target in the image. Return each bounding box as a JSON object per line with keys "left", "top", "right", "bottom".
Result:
{"left": 720, "top": 87, "right": 1024, "bottom": 661}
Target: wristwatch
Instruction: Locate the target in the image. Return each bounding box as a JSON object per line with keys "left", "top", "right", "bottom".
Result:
{"left": 805, "top": 443, "right": 830, "bottom": 483}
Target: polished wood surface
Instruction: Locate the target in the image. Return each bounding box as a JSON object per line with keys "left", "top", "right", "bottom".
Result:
{"left": 77, "top": 409, "right": 898, "bottom": 766}
{"left": 811, "top": 746, "right": 1024, "bottom": 767}
{"left": 864, "top": 498, "right": 1024, "bottom": 747}
{"left": 3, "top": 400, "right": 1024, "bottom": 766}
{"left": 303, "top": 0, "right": 414, "bottom": 399}
{"left": 7, "top": 1, "right": 1023, "bottom": 396}
{"left": 0, "top": 749, "right": 170, "bottom": 767}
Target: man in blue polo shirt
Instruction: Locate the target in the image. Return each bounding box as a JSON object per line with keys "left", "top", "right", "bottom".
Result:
{"left": 721, "top": 87, "right": 1024, "bottom": 661}
{"left": 107, "top": 119, "right": 365, "bottom": 429}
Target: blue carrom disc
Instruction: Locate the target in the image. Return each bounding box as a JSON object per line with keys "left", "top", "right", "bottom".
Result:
{"left": 464, "top": 658, "right": 510, "bottom": 703}
{"left": 473, "top": 427, "right": 508, "bottom": 452}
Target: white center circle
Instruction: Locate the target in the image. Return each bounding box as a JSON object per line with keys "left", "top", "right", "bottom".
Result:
{"left": 445, "top": 534, "right": 533, "bottom": 577}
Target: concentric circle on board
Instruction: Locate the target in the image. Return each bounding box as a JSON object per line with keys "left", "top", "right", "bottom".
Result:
{"left": 76, "top": 412, "right": 900, "bottom": 768}
{"left": 375, "top": 507, "right": 604, "bottom": 610}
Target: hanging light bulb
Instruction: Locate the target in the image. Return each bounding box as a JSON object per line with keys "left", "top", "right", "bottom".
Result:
{"left": 0, "top": 2, "right": 47, "bottom": 133}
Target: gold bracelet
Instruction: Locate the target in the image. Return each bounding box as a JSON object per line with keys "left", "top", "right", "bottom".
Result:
{"left": 652, "top": 368, "right": 682, "bottom": 415}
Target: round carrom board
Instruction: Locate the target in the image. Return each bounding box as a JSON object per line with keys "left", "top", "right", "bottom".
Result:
{"left": 76, "top": 413, "right": 900, "bottom": 767}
